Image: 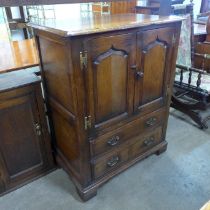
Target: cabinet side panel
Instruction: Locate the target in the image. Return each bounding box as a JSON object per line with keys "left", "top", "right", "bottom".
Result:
{"left": 39, "top": 37, "right": 74, "bottom": 114}
{"left": 37, "top": 35, "right": 81, "bottom": 179}
{"left": 52, "top": 111, "right": 80, "bottom": 175}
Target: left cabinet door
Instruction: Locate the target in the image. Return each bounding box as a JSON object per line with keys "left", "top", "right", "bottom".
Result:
{"left": 0, "top": 88, "right": 53, "bottom": 193}
{"left": 83, "top": 33, "right": 136, "bottom": 133}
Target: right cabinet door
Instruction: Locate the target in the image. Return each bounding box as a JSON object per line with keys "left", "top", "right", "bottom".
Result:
{"left": 134, "top": 27, "right": 176, "bottom": 113}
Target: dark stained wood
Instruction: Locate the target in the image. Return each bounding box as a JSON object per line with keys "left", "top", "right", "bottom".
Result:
{"left": 90, "top": 108, "right": 165, "bottom": 157}
{"left": 135, "top": 27, "right": 175, "bottom": 114}
{"left": 84, "top": 33, "right": 135, "bottom": 132}
{"left": 0, "top": 70, "right": 54, "bottom": 195}
{"left": 30, "top": 13, "right": 183, "bottom": 37}
{"left": 33, "top": 13, "right": 182, "bottom": 201}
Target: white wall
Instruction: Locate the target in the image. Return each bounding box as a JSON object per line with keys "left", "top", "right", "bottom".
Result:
{"left": 54, "top": 4, "right": 81, "bottom": 19}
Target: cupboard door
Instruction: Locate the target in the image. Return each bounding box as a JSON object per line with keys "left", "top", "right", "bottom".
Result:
{"left": 84, "top": 33, "right": 135, "bottom": 132}
{"left": 135, "top": 27, "right": 175, "bottom": 113}
{"left": 0, "top": 91, "right": 50, "bottom": 190}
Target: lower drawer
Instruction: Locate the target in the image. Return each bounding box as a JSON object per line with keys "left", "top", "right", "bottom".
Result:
{"left": 91, "top": 147, "right": 129, "bottom": 180}
{"left": 91, "top": 126, "right": 163, "bottom": 180}
{"left": 130, "top": 126, "right": 162, "bottom": 159}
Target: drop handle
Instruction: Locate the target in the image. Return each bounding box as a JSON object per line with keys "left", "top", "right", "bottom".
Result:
{"left": 107, "top": 156, "right": 119, "bottom": 167}
{"left": 144, "top": 137, "right": 155, "bottom": 147}
{"left": 145, "top": 117, "right": 157, "bottom": 127}
{"left": 107, "top": 136, "right": 120, "bottom": 146}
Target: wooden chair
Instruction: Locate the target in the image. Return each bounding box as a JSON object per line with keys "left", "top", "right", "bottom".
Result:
{"left": 171, "top": 5, "right": 210, "bottom": 129}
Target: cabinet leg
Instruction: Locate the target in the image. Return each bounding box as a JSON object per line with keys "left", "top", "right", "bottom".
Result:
{"left": 76, "top": 186, "right": 97, "bottom": 201}
{"left": 156, "top": 143, "right": 167, "bottom": 156}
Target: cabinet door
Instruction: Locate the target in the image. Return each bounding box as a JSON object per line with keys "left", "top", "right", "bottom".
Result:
{"left": 134, "top": 27, "right": 176, "bottom": 113}
{"left": 0, "top": 91, "right": 50, "bottom": 190}
{"left": 84, "top": 33, "right": 135, "bottom": 132}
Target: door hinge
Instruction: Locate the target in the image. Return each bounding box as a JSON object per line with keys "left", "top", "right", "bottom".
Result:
{"left": 172, "top": 34, "right": 176, "bottom": 46}
{"left": 34, "top": 123, "right": 42, "bottom": 136}
{"left": 80, "top": 51, "right": 88, "bottom": 69}
{"left": 166, "top": 86, "right": 171, "bottom": 97}
{"left": 84, "top": 115, "right": 91, "bottom": 130}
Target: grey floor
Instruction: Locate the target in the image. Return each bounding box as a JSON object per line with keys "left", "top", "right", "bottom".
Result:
{"left": 0, "top": 110, "right": 210, "bottom": 210}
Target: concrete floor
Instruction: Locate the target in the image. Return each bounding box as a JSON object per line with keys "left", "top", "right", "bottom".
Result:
{"left": 0, "top": 112, "right": 210, "bottom": 210}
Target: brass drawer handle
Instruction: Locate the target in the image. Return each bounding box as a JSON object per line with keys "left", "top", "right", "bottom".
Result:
{"left": 107, "top": 156, "right": 119, "bottom": 167}
{"left": 107, "top": 136, "right": 120, "bottom": 146}
{"left": 145, "top": 117, "right": 157, "bottom": 127}
{"left": 144, "top": 136, "right": 155, "bottom": 147}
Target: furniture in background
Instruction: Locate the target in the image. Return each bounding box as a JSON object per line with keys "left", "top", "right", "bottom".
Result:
{"left": 92, "top": 1, "right": 136, "bottom": 14}
{"left": 171, "top": 3, "right": 210, "bottom": 129}
{"left": 0, "top": 38, "right": 39, "bottom": 74}
{"left": 194, "top": 23, "right": 207, "bottom": 44}
{"left": 32, "top": 13, "right": 182, "bottom": 200}
{"left": 0, "top": 70, "right": 54, "bottom": 195}
{"left": 5, "top": 6, "right": 30, "bottom": 40}
{"left": 135, "top": 0, "right": 185, "bottom": 16}
{"left": 200, "top": 0, "right": 210, "bottom": 13}
{"left": 135, "top": 0, "right": 160, "bottom": 14}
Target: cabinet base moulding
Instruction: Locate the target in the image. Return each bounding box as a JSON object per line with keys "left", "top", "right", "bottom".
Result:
{"left": 56, "top": 141, "right": 167, "bottom": 201}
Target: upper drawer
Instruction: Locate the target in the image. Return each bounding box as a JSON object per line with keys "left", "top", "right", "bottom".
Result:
{"left": 90, "top": 108, "right": 165, "bottom": 157}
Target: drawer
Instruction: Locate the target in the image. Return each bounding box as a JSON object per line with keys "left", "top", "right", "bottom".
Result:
{"left": 130, "top": 126, "right": 163, "bottom": 159}
{"left": 90, "top": 108, "right": 165, "bottom": 157}
{"left": 91, "top": 147, "right": 129, "bottom": 180}
{"left": 91, "top": 126, "right": 163, "bottom": 180}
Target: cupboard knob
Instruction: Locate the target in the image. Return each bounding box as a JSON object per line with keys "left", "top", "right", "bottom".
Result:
{"left": 107, "top": 156, "right": 119, "bottom": 167}
{"left": 107, "top": 136, "right": 120, "bottom": 146}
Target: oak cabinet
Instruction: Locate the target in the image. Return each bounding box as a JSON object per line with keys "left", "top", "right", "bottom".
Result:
{"left": 33, "top": 13, "right": 182, "bottom": 201}
{"left": 0, "top": 70, "right": 54, "bottom": 195}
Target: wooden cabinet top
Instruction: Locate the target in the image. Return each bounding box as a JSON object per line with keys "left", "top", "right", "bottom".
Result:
{"left": 0, "top": 70, "right": 40, "bottom": 93}
{"left": 31, "top": 13, "right": 183, "bottom": 37}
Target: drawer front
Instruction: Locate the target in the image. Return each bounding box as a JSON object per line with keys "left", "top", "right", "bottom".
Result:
{"left": 90, "top": 108, "right": 165, "bottom": 157}
{"left": 91, "top": 147, "right": 129, "bottom": 180}
{"left": 130, "top": 126, "right": 163, "bottom": 159}
{"left": 91, "top": 126, "right": 163, "bottom": 180}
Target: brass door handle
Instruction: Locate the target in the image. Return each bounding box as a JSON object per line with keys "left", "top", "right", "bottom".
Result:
{"left": 107, "top": 136, "right": 120, "bottom": 146}
{"left": 107, "top": 156, "right": 119, "bottom": 167}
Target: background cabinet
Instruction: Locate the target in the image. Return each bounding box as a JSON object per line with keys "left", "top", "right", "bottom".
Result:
{"left": 0, "top": 70, "right": 54, "bottom": 195}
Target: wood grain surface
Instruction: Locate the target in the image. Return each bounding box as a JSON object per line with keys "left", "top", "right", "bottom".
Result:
{"left": 0, "top": 38, "right": 39, "bottom": 73}
{"left": 31, "top": 13, "right": 183, "bottom": 37}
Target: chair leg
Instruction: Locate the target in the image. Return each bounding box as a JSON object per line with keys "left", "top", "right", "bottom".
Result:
{"left": 171, "top": 96, "right": 207, "bottom": 129}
